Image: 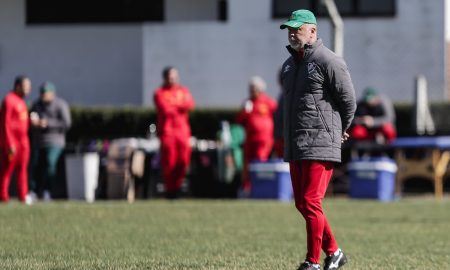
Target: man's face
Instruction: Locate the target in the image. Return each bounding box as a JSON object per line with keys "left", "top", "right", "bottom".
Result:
{"left": 164, "top": 69, "right": 179, "bottom": 87}
{"left": 367, "top": 96, "right": 381, "bottom": 107}
{"left": 17, "top": 79, "right": 32, "bottom": 97}
{"left": 249, "top": 85, "right": 260, "bottom": 99}
{"left": 288, "top": 24, "right": 313, "bottom": 51}
{"left": 41, "top": 91, "right": 55, "bottom": 103}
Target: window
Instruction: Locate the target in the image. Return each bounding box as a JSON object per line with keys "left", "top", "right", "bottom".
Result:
{"left": 26, "top": 0, "right": 228, "bottom": 24}
{"left": 218, "top": 0, "right": 227, "bottom": 22}
{"left": 358, "top": 0, "right": 395, "bottom": 15}
{"left": 26, "top": 0, "right": 164, "bottom": 24}
{"left": 272, "top": 0, "right": 312, "bottom": 19}
{"left": 272, "top": 0, "right": 396, "bottom": 18}
{"left": 164, "top": 0, "right": 227, "bottom": 22}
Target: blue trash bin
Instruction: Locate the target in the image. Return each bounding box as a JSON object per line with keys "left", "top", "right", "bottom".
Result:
{"left": 348, "top": 157, "right": 397, "bottom": 201}
{"left": 249, "top": 159, "right": 292, "bottom": 201}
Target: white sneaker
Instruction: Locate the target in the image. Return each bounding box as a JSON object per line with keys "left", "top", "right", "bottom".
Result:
{"left": 24, "top": 194, "right": 34, "bottom": 205}
{"left": 43, "top": 190, "right": 52, "bottom": 202}
{"left": 28, "top": 191, "right": 38, "bottom": 201}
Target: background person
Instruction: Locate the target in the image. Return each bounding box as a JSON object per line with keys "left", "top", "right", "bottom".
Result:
{"left": 0, "top": 76, "right": 32, "bottom": 204}
{"left": 349, "top": 87, "right": 396, "bottom": 144}
{"left": 236, "top": 76, "right": 277, "bottom": 194}
{"left": 154, "top": 67, "right": 195, "bottom": 199}
{"left": 280, "top": 9, "right": 356, "bottom": 270}
{"left": 29, "top": 82, "right": 71, "bottom": 200}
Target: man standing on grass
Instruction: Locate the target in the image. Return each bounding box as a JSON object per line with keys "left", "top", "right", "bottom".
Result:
{"left": 29, "top": 82, "right": 71, "bottom": 201}
{"left": 236, "top": 76, "right": 277, "bottom": 195}
{"left": 0, "top": 76, "right": 33, "bottom": 204}
{"left": 154, "top": 67, "right": 195, "bottom": 199}
{"left": 280, "top": 10, "right": 356, "bottom": 270}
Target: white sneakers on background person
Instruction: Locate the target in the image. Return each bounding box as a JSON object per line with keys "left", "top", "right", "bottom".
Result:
{"left": 42, "top": 190, "right": 52, "bottom": 202}
{"left": 24, "top": 190, "right": 53, "bottom": 205}
{"left": 25, "top": 191, "right": 37, "bottom": 205}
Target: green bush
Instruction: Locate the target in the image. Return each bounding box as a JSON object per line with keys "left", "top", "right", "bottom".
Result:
{"left": 67, "top": 106, "right": 239, "bottom": 143}
{"left": 67, "top": 103, "right": 450, "bottom": 143}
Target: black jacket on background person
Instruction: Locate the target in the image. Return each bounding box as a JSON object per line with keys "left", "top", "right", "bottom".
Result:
{"left": 281, "top": 39, "right": 356, "bottom": 163}
{"left": 30, "top": 97, "right": 71, "bottom": 148}
{"left": 354, "top": 94, "right": 395, "bottom": 128}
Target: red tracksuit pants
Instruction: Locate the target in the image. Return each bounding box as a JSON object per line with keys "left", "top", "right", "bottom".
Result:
{"left": 350, "top": 123, "right": 397, "bottom": 143}
{"left": 0, "top": 144, "right": 30, "bottom": 202}
{"left": 160, "top": 136, "right": 191, "bottom": 193}
{"left": 289, "top": 160, "right": 338, "bottom": 264}
{"left": 242, "top": 139, "right": 273, "bottom": 191}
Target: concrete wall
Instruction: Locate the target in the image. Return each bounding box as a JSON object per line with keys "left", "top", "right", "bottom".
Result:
{"left": 143, "top": 0, "right": 291, "bottom": 107}
{"left": 344, "top": 0, "right": 445, "bottom": 101}
{"left": 143, "top": 0, "right": 446, "bottom": 107}
{"left": 165, "top": 0, "right": 221, "bottom": 21}
{"left": 0, "top": 0, "right": 446, "bottom": 106}
{"left": 0, "top": 0, "right": 142, "bottom": 105}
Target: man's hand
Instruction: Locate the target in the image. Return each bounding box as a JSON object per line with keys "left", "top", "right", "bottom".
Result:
{"left": 362, "top": 116, "right": 374, "bottom": 127}
{"left": 30, "top": 112, "right": 40, "bottom": 127}
{"left": 39, "top": 119, "right": 48, "bottom": 128}
{"left": 341, "top": 132, "right": 350, "bottom": 143}
{"left": 244, "top": 100, "right": 253, "bottom": 113}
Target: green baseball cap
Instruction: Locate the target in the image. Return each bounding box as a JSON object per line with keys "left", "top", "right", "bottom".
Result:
{"left": 280, "top": 9, "right": 317, "bottom": 30}
{"left": 364, "top": 87, "right": 378, "bottom": 102}
{"left": 40, "top": 81, "right": 56, "bottom": 94}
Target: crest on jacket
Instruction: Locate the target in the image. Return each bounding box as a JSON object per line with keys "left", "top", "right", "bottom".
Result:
{"left": 307, "top": 62, "right": 319, "bottom": 75}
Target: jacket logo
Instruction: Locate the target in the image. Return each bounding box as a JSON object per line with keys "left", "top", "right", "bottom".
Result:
{"left": 307, "top": 62, "right": 319, "bottom": 75}
{"left": 283, "top": 65, "right": 290, "bottom": 73}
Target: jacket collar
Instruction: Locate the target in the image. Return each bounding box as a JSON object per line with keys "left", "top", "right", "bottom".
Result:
{"left": 286, "top": 38, "right": 322, "bottom": 62}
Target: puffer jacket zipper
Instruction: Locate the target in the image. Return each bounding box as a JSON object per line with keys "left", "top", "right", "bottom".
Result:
{"left": 316, "top": 104, "right": 331, "bottom": 134}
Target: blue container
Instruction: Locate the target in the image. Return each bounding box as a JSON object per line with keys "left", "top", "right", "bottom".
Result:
{"left": 348, "top": 157, "right": 397, "bottom": 201}
{"left": 249, "top": 160, "right": 292, "bottom": 201}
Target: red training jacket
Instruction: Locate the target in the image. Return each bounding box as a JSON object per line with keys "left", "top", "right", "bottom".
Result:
{"left": 154, "top": 85, "right": 195, "bottom": 138}
{"left": 0, "top": 91, "right": 29, "bottom": 149}
{"left": 236, "top": 93, "right": 277, "bottom": 143}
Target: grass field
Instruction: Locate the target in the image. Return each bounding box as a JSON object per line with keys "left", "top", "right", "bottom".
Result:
{"left": 0, "top": 198, "right": 449, "bottom": 270}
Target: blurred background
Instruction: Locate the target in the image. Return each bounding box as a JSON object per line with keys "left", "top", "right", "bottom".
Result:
{"left": 0, "top": 0, "right": 447, "bottom": 106}
{"left": 1, "top": 0, "right": 450, "bottom": 201}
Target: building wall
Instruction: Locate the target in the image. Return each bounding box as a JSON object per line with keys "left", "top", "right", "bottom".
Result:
{"left": 143, "top": 0, "right": 293, "bottom": 106}
{"left": 344, "top": 0, "right": 445, "bottom": 101}
{"left": 0, "top": 0, "right": 142, "bottom": 105}
{"left": 143, "top": 0, "right": 446, "bottom": 107}
{"left": 0, "top": 0, "right": 446, "bottom": 107}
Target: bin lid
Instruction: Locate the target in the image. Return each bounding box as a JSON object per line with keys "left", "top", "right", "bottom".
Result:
{"left": 348, "top": 160, "right": 397, "bottom": 173}
{"left": 249, "top": 162, "right": 290, "bottom": 172}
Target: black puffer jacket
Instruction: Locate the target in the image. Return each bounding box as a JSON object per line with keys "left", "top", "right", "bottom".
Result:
{"left": 281, "top": 39, "right": 356, "bottom": 163}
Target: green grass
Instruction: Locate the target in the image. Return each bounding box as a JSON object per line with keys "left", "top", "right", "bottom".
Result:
{"left": 0, "top": 198, "right": 449, "bottom": 270}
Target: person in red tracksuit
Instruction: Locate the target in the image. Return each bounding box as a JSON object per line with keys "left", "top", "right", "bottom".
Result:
{"left": 0, "top": 76, "right": 32, "bottom": 203}
{"left": 236, "top": 76, "right": 277, "bottom": 193}
{"left": 154, "top": 67, "right": 195, "bottom": 199}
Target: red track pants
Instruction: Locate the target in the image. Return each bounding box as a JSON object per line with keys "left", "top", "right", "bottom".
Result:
{"left": 242, "top": 140, "right": 273, "bottom": 191}
{"left": 350, "top": 123, "right": 397, "bottom": 143}
{"left": 160, "top": 136, "right": 191, "bottom": 193}
{"left": 289, "top": 160, "right": 338, "bottom": 264}
{"left": 0, "top": 145, "right": 29, "bottom": 202}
